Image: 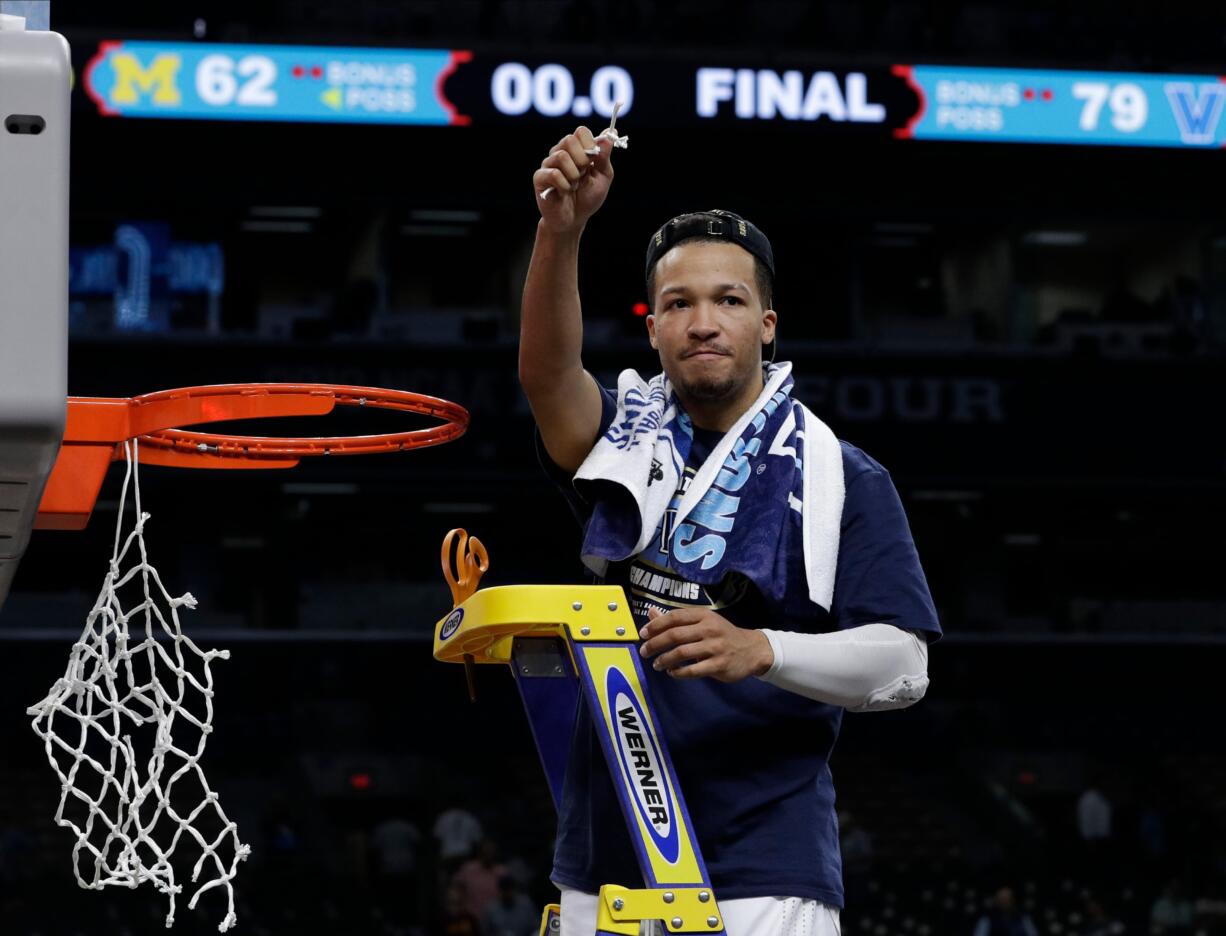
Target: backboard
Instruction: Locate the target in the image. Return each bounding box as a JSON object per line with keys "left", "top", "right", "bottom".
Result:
{"left": 0, "top": 16, "right": 71, "bottom": 612}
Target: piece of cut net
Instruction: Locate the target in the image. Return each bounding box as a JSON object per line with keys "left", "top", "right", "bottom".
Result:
{"left": 538, "top": 100, "right": 629, "bottom": 200}
{"left": 27, "top": 439, "right": 250, "bottom": 931}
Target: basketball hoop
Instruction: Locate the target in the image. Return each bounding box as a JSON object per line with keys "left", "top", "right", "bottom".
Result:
{"left": 37, "top": 383, "right": 470, "bottom": 530}
{"left": 28, "top": 382, "right": 468, "bottom": 931}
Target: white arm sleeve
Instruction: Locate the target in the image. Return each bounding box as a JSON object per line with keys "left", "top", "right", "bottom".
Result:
{"left": 756, "top": 622, "right": 929, "bottom": 712}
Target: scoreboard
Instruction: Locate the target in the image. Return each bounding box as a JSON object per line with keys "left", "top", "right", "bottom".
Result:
{"left": 899, "top": 65, "right": 1226, "bottom": 147}
{"left": 84, "top": 42, "right": 467, "bottom": 124}
{"left": 81, "top": 41, "right": 1226, "bottom": 149}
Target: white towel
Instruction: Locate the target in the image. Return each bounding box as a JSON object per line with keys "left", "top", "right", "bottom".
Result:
{"left": 575, "top": 362, "right": 845, "bottom": 611}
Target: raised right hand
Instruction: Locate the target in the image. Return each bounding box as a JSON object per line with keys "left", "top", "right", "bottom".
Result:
{"left": 533, "top": 125, "right": 615, "bottom": 234}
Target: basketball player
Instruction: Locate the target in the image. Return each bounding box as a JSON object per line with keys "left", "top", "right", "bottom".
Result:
{"left": 519, "top": 126, "right": 941, "bottom": 936}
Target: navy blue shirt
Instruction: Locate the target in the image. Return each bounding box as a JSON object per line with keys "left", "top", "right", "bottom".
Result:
{"left": 539, "top": 384, "right": 940, "bottom": 905}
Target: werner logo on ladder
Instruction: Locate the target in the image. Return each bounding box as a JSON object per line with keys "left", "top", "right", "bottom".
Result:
{"left": 606, "top": 668, "right": 677, "bottom": 856}
{"left": 435, "top": 530, "right": 726, "bottom": 936}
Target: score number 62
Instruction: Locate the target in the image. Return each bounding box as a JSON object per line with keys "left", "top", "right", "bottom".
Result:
{"left": 1072, "top": 82, "right": 1147, "bottom": 133}
{"left": 197, "top": 54, "right": 278, "bottom": 107}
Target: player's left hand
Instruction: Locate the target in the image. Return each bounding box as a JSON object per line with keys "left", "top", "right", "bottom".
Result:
{"left": 638, "top": 607, "right": 774, "bottom": 682}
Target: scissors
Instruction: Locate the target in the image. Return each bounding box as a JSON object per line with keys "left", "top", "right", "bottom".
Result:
{"left": 441, "top": 528, "right": 489, "bottom": 703}
{"left": 442, "top": 527, "right": 489, "bottom": 608}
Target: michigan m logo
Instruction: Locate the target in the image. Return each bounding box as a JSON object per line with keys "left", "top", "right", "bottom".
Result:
{"left": 110, "top": 53, "right": 182, "bottom": 106}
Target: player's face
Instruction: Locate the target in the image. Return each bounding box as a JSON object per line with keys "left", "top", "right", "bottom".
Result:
{"left": 647, "top": 242, "right": 776, "bottom": 418}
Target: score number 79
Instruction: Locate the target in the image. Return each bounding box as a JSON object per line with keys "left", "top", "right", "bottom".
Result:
{"left": 1072, "top": 82, "right": 1148, "bottom": 132}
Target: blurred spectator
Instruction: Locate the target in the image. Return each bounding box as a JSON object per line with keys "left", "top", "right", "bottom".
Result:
{"left": 972, "top": 886, "right": 1038, "bottom": 936}
{"left": 264, "top": 805, "right": 304, "bottom": 879}
{"left": 1077, "top": 777, "right": 1115, "bottom": 882}
{"left": 1151, "top": 881, "right": 1195, "bottom": 935}
{"left": 371, "top": 815, "right": 422, "bottom": 921}
{"left": 434, "top": 804, "right": 484, "bottom": 871}
{"left": 1082, "top": 896, "right": 1123, "bottom": 936}
{"left": 438, "top": 880, "right": 483, "bottom": 936}
{"left": 839, "top": 810, "right": 874, "bottom": 876}
{"left": 373, "top": 815, "right": 421, "bottom": 877}
{"left": 1168, "top": 275, "right": 1209, "bottom": 353}
{"left": 839, "top": 810, "right": 875, "bottom": 905}
{"left": 1137, "top": 799, "right": 1168, "bottom": 866}
{"left": 453, "top": 839, "right": 508, "bottom": 921}
{"left": 481, "top": 874, "right": 539, "bottom": 936}
{"left": 1077, "top": 783, "right": 1113, "bottom": 842}
{"left": 1193, "top": 895, "right": 1226, "bottom": 931}
{"left": 1101, "top": 285, "right": 1155, "bottom": 323}
{"left": 270, "top": 818, "right": 301, "bottom": 852}
{"left": 501, "top": 849, "right": 535, "bottom": 890}
{"left": 341, "top": 827, "right": 370, "bottom": 880}
{"left": 0, "top": 827, "right": 33, "bottom": 886}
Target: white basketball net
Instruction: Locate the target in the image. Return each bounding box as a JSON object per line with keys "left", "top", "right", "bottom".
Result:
{"left": 27, "top": 440, "right": 250, "bottom": 931}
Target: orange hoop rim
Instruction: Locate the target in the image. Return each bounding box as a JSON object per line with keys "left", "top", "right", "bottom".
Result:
{"left": 130, "top": 383, "right": 470, "bottom": 458}
{"left": 38, "top": 383, "right": 469, "bottom": 530}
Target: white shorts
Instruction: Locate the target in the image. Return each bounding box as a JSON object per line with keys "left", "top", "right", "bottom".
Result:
{"left": 559, "top": 887, "right": 841, "bottom": 936}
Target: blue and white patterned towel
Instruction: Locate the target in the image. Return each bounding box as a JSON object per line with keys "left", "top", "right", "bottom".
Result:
{"left": 574, "top": 362, "right": 845, "bottom": 611}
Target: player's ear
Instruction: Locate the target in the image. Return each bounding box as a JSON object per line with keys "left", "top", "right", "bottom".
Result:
{"left": 646, "top": 314, "right": 658, "bottom": 349}
{"left": 761, "top": 308, "right": 777, "bottom": 345}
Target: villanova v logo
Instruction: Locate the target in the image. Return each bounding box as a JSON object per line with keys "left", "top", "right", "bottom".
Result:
{"left": 1164, "top": 82, "right": 1226, "bottom": 145}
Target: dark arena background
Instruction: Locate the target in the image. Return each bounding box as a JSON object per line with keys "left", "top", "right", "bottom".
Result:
{"left": 2, "top": 1, "right": 1225, "bottom": 934}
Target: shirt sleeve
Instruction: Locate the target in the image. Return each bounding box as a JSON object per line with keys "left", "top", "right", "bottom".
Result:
{"left": 831, "top": 465, "right": 942, "bottom": 639}
{"left": 533, "top": 382, "right": 618, "bottom": 525}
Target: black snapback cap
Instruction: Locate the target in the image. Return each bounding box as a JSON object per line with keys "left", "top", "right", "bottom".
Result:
{"left": 645, "top": 209, "right": 774, "bottom": 284}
